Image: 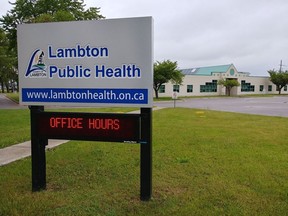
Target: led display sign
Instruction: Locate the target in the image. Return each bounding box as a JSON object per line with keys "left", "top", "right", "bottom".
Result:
{"left": 37, "top": 112, "right": 140, "bottom": 143}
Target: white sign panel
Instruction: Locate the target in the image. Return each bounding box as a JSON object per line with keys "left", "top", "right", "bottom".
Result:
{"left": 172, "top": 92, "right": 178, "bottom": 100}
{"left": 17, "top": 17, "right": 153, "bottom": 107}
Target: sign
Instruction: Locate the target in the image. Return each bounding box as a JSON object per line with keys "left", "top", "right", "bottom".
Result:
{"left": 21, "top": 17, "right": 154, "bottom": 201}
{"left": 17, "top": 17, "right": 153, "bottom": 107}
{"left": 37, "top": 112, "right": 140, "bottom": 143}
{"left": 30, "top": 107, "right": 152, "bottom": 200}
{"left": 172, "top": 92, "right": 178, "bottom": 100}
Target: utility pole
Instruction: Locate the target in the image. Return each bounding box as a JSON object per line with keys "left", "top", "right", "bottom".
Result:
{"left": 280, "top": 60, "right": 283, "bottom": 72}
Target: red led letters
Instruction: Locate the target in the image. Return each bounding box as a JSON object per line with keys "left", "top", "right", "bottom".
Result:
{"left": 38, "top": 112, "right": 139, "bottom": 142}
{"left": 50, "top": 117, "right": 83, "bottom": 129}
{"left": 88, "top": 118, "right": 120, "bottom": 130}
{"left": 48, "top": 117, "right": 120, "bottom": 130}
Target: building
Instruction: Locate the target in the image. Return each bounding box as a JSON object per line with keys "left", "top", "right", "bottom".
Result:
{"left": 158, "top": 64, "right": 284, "bottom": 97}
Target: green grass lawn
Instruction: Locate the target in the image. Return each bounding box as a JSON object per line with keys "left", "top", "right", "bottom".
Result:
{"left": 1, "top": 108, "right": 288, "bottom": 215}
{"left": 0, "top": 109, "right": 30, "bottom": 148}
{"left": 5, "top": 93, "right": 20, "bottom": 103}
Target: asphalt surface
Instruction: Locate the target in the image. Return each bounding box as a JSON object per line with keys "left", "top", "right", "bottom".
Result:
{"left": 0, "top": 94, "right": 25, "bottom": 109}
{"left": 154, "top": 96, "right": 288, "bottom": 117}
{"left": 1, "top": 93, "right": 288, "bottom": 117}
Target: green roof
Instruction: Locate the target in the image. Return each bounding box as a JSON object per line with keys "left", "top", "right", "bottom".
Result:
{"left": 181, "top": 64, "right": 232, "bottom": 76}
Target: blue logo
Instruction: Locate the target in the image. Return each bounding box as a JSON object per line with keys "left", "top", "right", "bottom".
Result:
{"left": 25, "top": 49, "right": 47, "bottom": 78}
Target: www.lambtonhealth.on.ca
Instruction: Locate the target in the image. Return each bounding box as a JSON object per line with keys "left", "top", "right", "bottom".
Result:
{"left": 22, "top": 88, "right": 148, "bottom": 104}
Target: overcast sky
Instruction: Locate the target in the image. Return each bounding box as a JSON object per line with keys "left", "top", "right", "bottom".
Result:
{"left": 1, "top": 0, "right": 288, "bottom": 76}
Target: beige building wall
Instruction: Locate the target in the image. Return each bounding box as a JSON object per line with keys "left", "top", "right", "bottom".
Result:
{"left": 157, "top": 64, "right": 285, "bottom": 97}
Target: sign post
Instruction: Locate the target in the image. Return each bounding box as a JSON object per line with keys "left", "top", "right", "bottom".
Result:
{"left": 140, "top": 108, "right": 152, "bottom": 200}
{"left": 28, "top": 107, "right": 152, "bottom": 200}
{"left": 18, "top": 17, "right": 153, "bottom": 200}
{"left": 30, "top": 105, "right": 47, "bottom": 191}
{"left": 172, "top": 91, "right": 178, "bottom": 108}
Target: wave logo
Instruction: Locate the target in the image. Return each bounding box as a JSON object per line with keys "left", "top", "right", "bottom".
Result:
{"left": 25, "top": 49, "right": 47, "bottom": 78}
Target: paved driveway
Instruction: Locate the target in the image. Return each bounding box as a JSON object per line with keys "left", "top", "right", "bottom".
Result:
{"left": 0, "top": 94, "right": 24, "bottom": 109}
{"left": 154, "top": 96, "right": 288, "bottom": 117}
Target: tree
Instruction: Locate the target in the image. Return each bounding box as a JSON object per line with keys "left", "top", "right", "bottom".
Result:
{"left": 0, "top": 28, "right": 17, "bottom": 93}
{"left": 268, "top": 69, "right": 288, "bottom": 94}
{"left": 0, "top": 0, "right": 105, "bottom": 51}
{"left": 0, "top": 0, "right": 104, "bottom": 92}
{"left": 153, "top": 60, "right": 184, "bottom": 99}
{"left": 218, "top": 79, "right": 240, "bottom": 96}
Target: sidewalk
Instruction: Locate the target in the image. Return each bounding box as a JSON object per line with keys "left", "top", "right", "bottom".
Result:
{"left": 0, "top": 140, "right": 69, "bottom": 166}
{"left": 0, "top": 107, "right": 165, "bottom": 166}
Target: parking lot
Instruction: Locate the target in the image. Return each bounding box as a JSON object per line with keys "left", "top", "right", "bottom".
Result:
{"left": 154, "top": 96, "right": 288, "bottom": 117}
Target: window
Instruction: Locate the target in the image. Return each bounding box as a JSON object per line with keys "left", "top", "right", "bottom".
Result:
{"left": 187, "top": 85, "right": 193, "bottom": 93}
{"left": 284, "top": 86, "right": 287, "bottom": 91}
{"left": 259, "top": 85, "right": 264, "bottom": 92}
{"left": 241, "top": 80, "right": 255, "bottom": 92}
{"left": 173, "top": 85, "right": 180, "bottom": 93}
{"left": 268, "top": 85, "right": 272, "bottom": 92}
{"left": 159, "top": 85, "right": 165, "bottom": 93}
{"left": 200, "top": 80, "right": 217, "bottom": 92}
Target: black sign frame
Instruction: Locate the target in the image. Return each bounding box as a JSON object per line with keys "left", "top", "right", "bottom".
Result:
{"left": 29, "top": 106, "right": 152, "bottom": 201}
{"left": 37, "top": 111, "right": 141, "bottom": 143}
